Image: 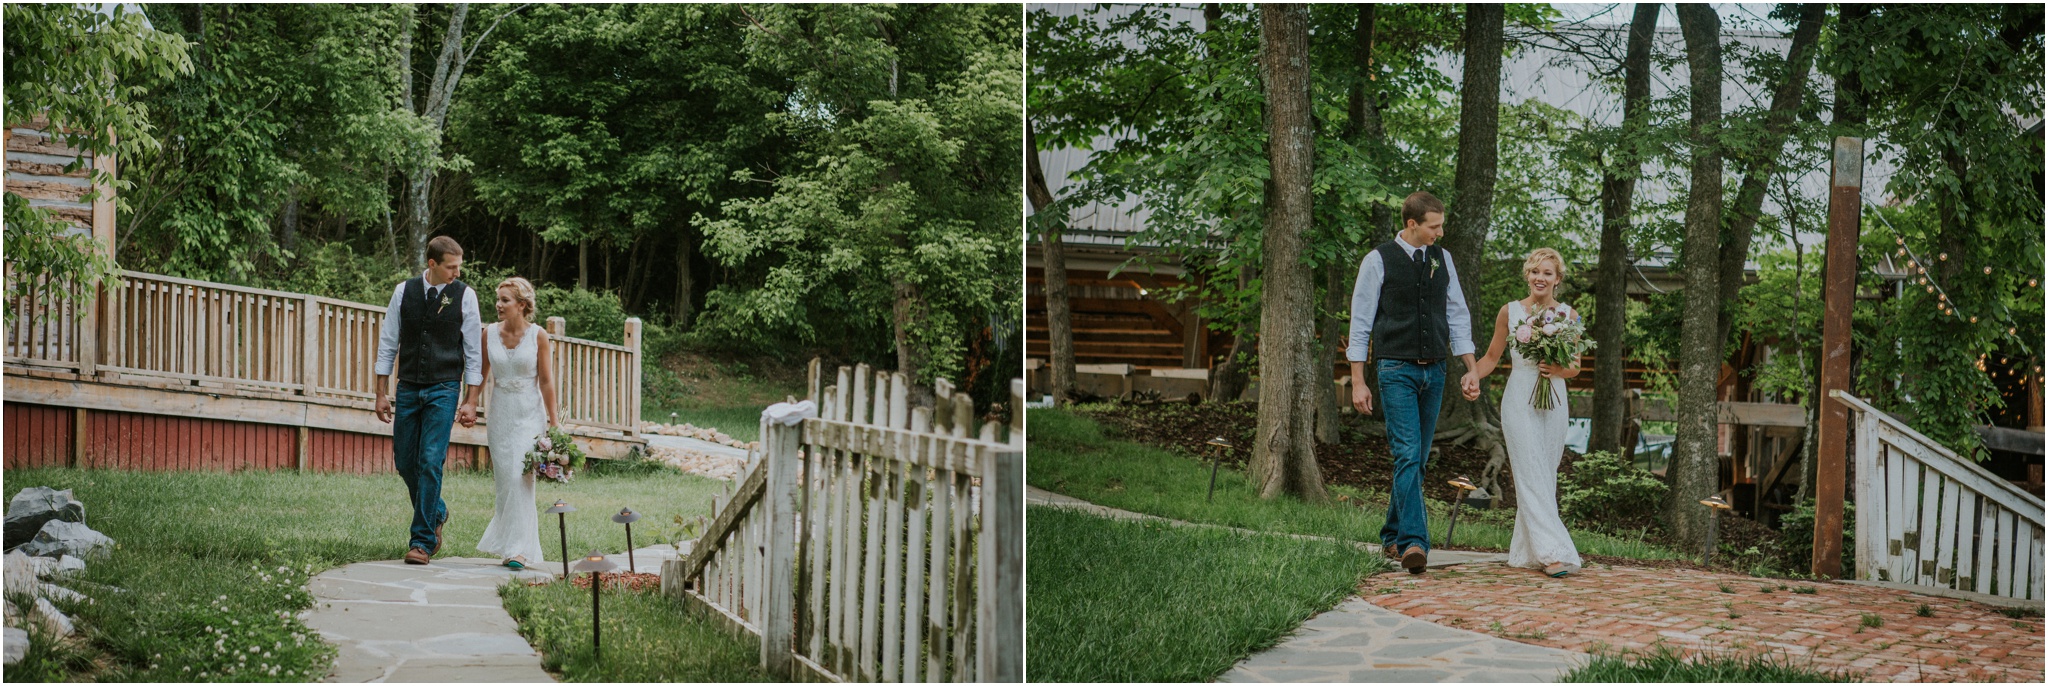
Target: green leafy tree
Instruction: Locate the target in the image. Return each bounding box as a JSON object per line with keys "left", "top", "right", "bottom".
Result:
{"left": 698, "top": 4, "right": 1022, "bottom": 390}
{"left": 3, "top": 3, "right": 189, "bottom": 318}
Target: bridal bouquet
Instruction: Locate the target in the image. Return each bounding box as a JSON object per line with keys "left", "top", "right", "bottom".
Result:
{"left": 1508, "top": 303, "right": 1595, "bottom": 410}
{"left": 524, "top": 427, "right": 588, "bottom": 483}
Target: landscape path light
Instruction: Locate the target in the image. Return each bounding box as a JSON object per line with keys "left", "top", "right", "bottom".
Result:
{"left": 573, "top": 549, "right": 619, "bottom": 662}
{"left": 1445, "top": 476, "right": 1478, "bottom": 548}
{"left": 545, "top": 499, "right": 578, "bottom": 578}
{"left": 1698, "top": 494, "right": 1733, "bottom": 565}
{"left": 611, "top": 507, "right": 642, "bottom": 573}
{"left": 1205, "top": 437, "right": 1233, "bottom": 502}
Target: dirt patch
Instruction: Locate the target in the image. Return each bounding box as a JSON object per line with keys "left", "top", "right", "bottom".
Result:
{"left": 543, "top": 571, "right": 663, "bottom": 592}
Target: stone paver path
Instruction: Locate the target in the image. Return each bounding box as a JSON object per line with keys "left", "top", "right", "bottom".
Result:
{"left": 303, "top": 545, "right": 686, "bottom": 683}
{"left": 1220, "top": 597, "right": 1587, "bottom": 682}
{"left": 1366, "top": 563, "right": 2047, "bottom": 682}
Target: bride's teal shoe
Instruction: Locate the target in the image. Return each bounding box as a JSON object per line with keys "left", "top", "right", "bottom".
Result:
{"left": 504, "top": 557, "right": 527, "bottom": 570}
{"left": 1544, "top": 562, "right": 1575, "bottom": 578}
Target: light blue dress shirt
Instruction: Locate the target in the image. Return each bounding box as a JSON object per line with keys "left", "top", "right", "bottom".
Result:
{"left": 1345, "top": 234, "right": 1476, "bottom": 362}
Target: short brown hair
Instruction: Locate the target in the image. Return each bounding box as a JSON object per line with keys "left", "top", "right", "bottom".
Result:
{"left": 426, "top": 236, "right": 463, "bottom": 265}
{"left": 1401, "top": 191, "right": 1446, "bottom": 226}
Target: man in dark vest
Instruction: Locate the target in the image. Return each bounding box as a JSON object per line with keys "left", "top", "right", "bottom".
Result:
{"left": 1346, "top": 191, "right": 1483, "bottom": 574}
{"left": 373, "top": 236, "right": 484, "bottom": 565}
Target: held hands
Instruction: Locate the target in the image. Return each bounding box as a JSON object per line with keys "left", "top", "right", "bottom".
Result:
{"left": 1459, "top": 372, "right": 1481, "bottom": 401}
{"left": 457, "top": 402, "right": 477, "bottom": 428}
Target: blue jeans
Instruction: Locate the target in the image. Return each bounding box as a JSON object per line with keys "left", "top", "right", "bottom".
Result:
{"left": 394, "top": 380, "right": 459, "bottom": 552}
{"left": 1377, "top": 359, "right": 1445, "bottom": 553}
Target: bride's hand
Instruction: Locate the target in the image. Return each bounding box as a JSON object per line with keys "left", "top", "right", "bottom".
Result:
{"left": 1537, "top": 363, "right": 1562, "bottom": 378}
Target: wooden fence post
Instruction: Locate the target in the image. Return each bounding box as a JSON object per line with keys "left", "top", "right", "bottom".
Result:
{"left": 547, "top": 316, "right": 566, "bottom": 416}
{"left": 301, "top": 295, "right": 320, "bottom": 396}
{"left": 1814, "top": 136, "right": 1862, "bottom": 579}
{"left": 760, "top": 417, "right": 801, "bottom": 677}
{"left": 624, "top": 317, "right": 642, "bottom": 437}
{"left": 977, "top": 449, "right": 1023, "bottom": 682}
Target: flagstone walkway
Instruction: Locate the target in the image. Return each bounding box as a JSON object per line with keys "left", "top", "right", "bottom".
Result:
{"left": 301, "top": 545, "right": 685, "bottom": 683}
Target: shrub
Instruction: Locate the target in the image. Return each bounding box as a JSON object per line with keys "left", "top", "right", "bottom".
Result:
{"left": 1778, "top": 498, "right": 1856, "bottom": 579}
{"left": 1560, "top": 450, "right": 1668, "bottom": 532}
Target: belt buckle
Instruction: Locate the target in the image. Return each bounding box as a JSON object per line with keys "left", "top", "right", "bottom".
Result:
{"left": 1416, "top": 358, "right": 1439, "bottom": 366}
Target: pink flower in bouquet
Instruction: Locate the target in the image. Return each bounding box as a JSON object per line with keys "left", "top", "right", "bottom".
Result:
{"left": 535, "top": 435, "right": 553, "bottom": 452}
{"left": 1541, "top": 323, "right": 1559, "bottom": 336}
{"left": 1515, "top": 325, "right": 1534, "bottom": 343}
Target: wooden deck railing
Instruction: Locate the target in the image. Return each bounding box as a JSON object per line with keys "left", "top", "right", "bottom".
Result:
{"left": 6, "top": 268, "right": 641, "bottom": 438}
{"left": 1837, "top": 391, "right": 2043, "bottom": 600}
{"left": 665, "top": 360, "right": 1023, "bottom": 682}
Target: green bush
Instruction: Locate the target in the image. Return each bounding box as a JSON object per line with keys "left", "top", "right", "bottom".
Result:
{"left": 1779, "top": 498, "right": 1855, "bottom": 579}
{"left": 1560, "top": 450, "right": 1668, "bottom": 532}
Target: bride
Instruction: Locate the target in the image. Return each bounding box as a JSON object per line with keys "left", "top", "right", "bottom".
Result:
{"left": 475, "top": 277, "right": 560, "bottom": 570}
{"left": 1472, "top": 248, "right": 1584, "bottom": 578}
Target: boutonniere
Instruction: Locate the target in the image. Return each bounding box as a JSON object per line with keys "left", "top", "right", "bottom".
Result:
{"left": 1430, "top": 258, "right": 1442, "bottom": 279}
{"left": 437, "top": 294, "right": 452, "bottom": 313}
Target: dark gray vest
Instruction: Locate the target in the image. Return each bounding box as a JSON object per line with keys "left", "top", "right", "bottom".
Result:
{"left": 398, "top": 277, "right": 468, "bottom": 384}
{"left": 1370, "top": 240, "right": 1452, "bottom": 361}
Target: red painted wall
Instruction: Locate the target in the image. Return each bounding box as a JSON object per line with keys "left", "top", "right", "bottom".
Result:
{"left": 4, "top": 403, "right": 72, "bottom": 469}
{"left": 4, "top": 402, "right": 478, "bottom": 473}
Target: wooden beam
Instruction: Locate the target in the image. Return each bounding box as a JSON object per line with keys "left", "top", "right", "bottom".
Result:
{"left": 1814, "top": 136, "right": 1863, "bottom": 579}
{"left": 680, "top": 463, "right": 767, "bottom": 585}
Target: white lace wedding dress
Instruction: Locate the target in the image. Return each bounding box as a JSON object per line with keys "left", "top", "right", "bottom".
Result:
{"left": 1500, "top": 300, "right": 1583, "bottom": 572}
{"left": 476, "top": 321, "right": 547, "bottom": 564}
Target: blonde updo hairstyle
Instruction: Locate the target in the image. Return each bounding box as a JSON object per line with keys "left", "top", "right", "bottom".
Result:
{"left": 1522, "top": 248, "right": 1567, "bottom": 282}
{"left": 496, "top": 277, "right": 537, "bottom": 321}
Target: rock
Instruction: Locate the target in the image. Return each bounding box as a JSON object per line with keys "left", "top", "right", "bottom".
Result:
{"left": 4, "top": 488, "right": 84, "bottom": 550}
{"left": 2, "top": 627, "right": 24, "bottom": 665}
{"left": 28, "top": 598, "right": 71, "bottom": 638}
{"left": 18, "top": 521, "right": 113, "bottom": 559}
{"left": 37, "top": 584, "right": 84, "bottom": 604}
{"left": 2, "top": 552, "right": 36, "bottom": 596}
{"left": 51, "top": 555, "right": 84, "bottom": 576}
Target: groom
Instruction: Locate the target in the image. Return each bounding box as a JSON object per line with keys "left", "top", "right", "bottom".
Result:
{"left": 1347, "top": 191, "right": 1483, "bottom": 574}
{"left": 373, "top": 235, "right": 484, "bottom": 565}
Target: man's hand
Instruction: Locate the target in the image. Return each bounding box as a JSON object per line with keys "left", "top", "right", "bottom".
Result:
{"left": 457, "top": 403, "right": 477, "bottom": 428}
{"left": 1352, "top": 382, "right": 1374, "bottom": 415}
{"left": 1460, "top": 372, "right": 1481, "bottom": 401}
{"left": 375, "top": 395, "right": 393, "bottom": 423}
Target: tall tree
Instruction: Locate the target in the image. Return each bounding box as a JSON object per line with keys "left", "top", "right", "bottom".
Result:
{"left": 1316, "top": 4, "right": 1389, "bottom": 444}
{"left": 1026, "top": 125, "right": 1077, "bottom": 405}
{"left": 1667, "top": 3, "right": 1725, "bottom": 553}
{"left": 398, "top": 3, "right": 526, "bottom": 272}
{"left": 1248, "top": 3, "right": 1327, "bottom": 503}
{"left": 1588, "top": 3, "right": 1660, "bottom": 456}
{"left": 1435, "top": 3, "right": 1506, "bottom": 493}
{"left": 1715, "top": 4, "right": 1827, "bottom": 347}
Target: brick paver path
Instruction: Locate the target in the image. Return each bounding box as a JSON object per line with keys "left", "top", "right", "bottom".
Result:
{"left": 1366, "top": 563, "right": 2046, "bottom": 682}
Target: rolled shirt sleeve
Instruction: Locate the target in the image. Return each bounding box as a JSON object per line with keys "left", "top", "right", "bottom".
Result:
{"left": 1345, "top": 250, "right": 1384, "bottom": 362}
{"left": 374, "top": 281, "right": 405, "bottom": 377}
{"left": 1441, "top": 250, "right": 1476, "bottom": 357}
{"left": 461, "top": 286, "right": 483, "bottom": 386}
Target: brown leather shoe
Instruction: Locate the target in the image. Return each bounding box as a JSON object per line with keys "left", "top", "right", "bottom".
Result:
{"left": 430, "top": 514, "right": 448, "bottom": 555}
{"left": 1402, "top": 545, "right": 1428, "bottom": 574}
{"left": 404, "top": 547, "right": 431, "bottom": 565}
{"left": 1382, "top": 544, "right": 1400, "bottom": 560}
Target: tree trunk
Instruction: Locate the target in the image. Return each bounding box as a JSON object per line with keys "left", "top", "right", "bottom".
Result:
{"left": 1714, "top": 4, "right": 1826, "bottom": 347}
{"left": 1248, "top": 4, "right": 1326, "bottom": 503}
{"left": 577, "top": 238, "right": 589, "bottom": 290}
{"left": 1317, "top": 4, "right": 1383, "bottom": 445}
{"left": 1436, "top": 3, "right": 1503, "bottom": 421}
{"left": 279, "top": 189, "right": 301, "bottom": 254}
{"left": 1667, "top": 4, "right": 1725, "bottom": 555}
{"left": 1590, "top": 4, "right": 1660, "bottom": 456}
{"left": 892, "top": 276, "right": 930, "bottom": 392}
{"left": 674, "top": 229, "right": 695, "bottom": 329}
{"left": 1027, "top": 125, "right": 1077, "bottom": 406}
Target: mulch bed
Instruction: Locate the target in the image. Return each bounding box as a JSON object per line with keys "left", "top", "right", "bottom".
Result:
{"left": 1077, "top": 401, "right": 1532, "bottom": 509}
{"left": 535, "top": 571, "right": 663, "bottom": 592}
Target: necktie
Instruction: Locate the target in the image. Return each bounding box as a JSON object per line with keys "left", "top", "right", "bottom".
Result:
{"left": 1413, "top": 249, "right": 1425, "bottom": 267}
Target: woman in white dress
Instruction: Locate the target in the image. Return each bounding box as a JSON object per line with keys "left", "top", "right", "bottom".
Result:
{"left": 1471, "top": 248, "right": 1584, "bottom": 578}
{"left": 475, "top": 277, "right": 560, "bottom": 570}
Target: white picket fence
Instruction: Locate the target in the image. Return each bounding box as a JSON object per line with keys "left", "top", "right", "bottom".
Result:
{"left": 1838, "top": 391, "right": 2044, "bottom": 600}
{"left": 664, "top": 360, "right": 1023, "bottom": 682}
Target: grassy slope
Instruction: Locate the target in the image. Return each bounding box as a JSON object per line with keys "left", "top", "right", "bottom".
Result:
{"left": 2, "top": 467, "right": 731, "bottom": 682}
{"left": 1027, "top": 408, "right": 1681, "bottom": 560}
{"left": 500, "top": 580, "right": 777, "bottom": 682}
{"left": 643, "top": 353, "right": 807, "bottom": 442}
{"left": 1027, "top": 507, "right": 1387, "bottom": 682}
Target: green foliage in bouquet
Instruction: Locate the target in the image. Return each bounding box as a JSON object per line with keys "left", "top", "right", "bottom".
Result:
{"left": 524, "top": 427, "right": 589, "bottom": 483}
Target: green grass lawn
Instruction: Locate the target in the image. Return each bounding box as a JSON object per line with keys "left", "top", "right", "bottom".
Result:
{"left": 1027, "top": 408, "right": 1682, "bottom": 561}
{"left": 500, "top": 579, "right": 779, "bottom": 682}
{"left": 1558, "top": 645, "right": 1860, "bottom": 682}
{"left": 2, "top": 466, "right": 733, "bottom": 682}
{"left": 1028, "top": 506, "right": 1387, "bottom": 682}
{"left": 642, "top": 353, "right": 807, "bottom": 442}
